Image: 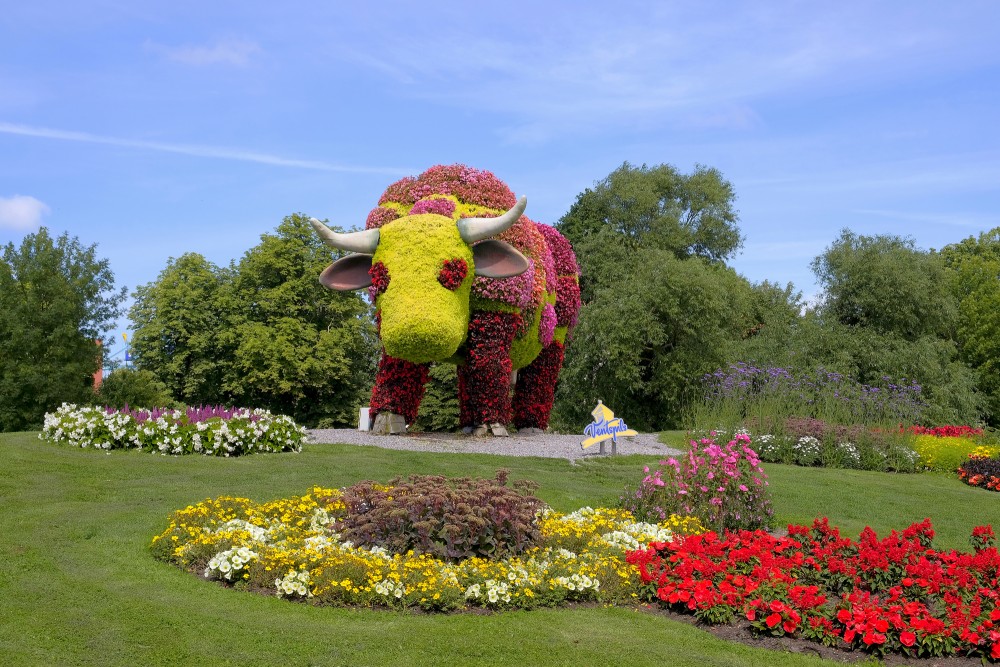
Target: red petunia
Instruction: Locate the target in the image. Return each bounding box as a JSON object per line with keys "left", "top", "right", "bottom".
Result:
{"left": 899, "top": 631, "right": 916, "bottom": 647}
{"left": 765, "top": 613, "right": 782, "bottom": 628}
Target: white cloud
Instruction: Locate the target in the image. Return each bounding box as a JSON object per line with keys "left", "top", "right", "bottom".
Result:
{"left": 0, "top": 195, "right": 49, "bottom": 230}
{"left": 0, "top": 121, "right": 414, "bottom": 175}
{"left": 148, "top": 38, "right": 262, "bottom": 67}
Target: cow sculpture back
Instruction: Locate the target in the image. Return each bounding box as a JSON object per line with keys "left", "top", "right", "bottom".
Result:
{"left": 311, "top": 165, "right": 580, "bottom": 435}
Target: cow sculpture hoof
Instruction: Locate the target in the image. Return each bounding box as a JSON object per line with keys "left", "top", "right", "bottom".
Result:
{"left": 371, "top": 412, "right": 407, "bottom": 435}
{"left": 469, "top": 423, "right": 509, "bottom": 437}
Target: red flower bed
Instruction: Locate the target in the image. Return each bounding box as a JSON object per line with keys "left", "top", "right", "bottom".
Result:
{"left": 907, "top": 425, "right": 984, "bottom": 438}
{"left": 627, "top": 519, "right": 1000, "bottom": 660}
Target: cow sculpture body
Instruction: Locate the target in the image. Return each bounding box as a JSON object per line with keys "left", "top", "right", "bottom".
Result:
{"left": 311, "top": 165, "right": 580, "bottom": 435}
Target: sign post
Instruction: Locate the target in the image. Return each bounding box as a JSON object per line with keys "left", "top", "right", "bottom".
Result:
{"left": 580, "top": 400, "right": 638, "bottom": 455}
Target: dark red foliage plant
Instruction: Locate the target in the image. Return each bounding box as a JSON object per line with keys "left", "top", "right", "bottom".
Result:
{"left": 335, "top": 470, "right": 544, "bottom": 561}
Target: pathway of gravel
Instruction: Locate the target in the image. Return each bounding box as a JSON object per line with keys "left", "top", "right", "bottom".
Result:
{"left": 307, "top": 428, "right": 683, "bottom": 461}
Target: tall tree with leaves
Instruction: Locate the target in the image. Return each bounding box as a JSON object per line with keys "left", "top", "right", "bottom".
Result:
{"left": 811, "top": 230, "right": 957, "bottom": 341}
{"left": 748, "top": 230, "right": 980, "bottom": 425}
{"left": 554, "top": 162, "right": 749, "bottom": 430}
{"left": 941, "top": 228, "right": 1000, "bottom": 424}
{"left": 220, "top": 214, "right": 377, "bottom": 426}
{"left": 0, "top": 228, "right": 126, "bottom": 431}
{"left": 559, "top": 161, "right": 743, "bottom": 302}
{"left": 129, "top": 253, "right": 230, "bottom": 405}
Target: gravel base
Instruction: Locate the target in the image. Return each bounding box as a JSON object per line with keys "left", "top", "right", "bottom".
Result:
{"left": 307, "top": 428, "right": 683, "bottom": 461}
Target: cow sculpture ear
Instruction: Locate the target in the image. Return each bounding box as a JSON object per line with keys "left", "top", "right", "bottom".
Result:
{"left": 471, "top": 240, "right": 530, "bottom": 278}
{"left": 319, "top": 254, "right": 374, "bottom": 291}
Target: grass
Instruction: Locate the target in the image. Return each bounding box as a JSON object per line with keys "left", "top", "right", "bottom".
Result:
{"left": 2, "top": 432, "right": 997, "bottom": 666}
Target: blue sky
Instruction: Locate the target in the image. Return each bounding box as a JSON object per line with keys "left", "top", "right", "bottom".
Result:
{"left": 3, "top": 1, "right": 999, "bottom": 346}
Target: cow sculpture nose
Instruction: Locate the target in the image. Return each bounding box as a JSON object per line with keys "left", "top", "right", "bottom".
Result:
{"left": 379, "top": 308, "right": 467, "bottom": 365}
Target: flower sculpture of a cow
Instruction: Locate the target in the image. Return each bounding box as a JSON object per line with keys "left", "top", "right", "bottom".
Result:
{"left": 311, "top": 165, "right": 580, "bottom": 435}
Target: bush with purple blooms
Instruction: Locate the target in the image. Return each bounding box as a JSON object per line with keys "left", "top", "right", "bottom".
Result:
{"left": 620, "top": 433, "right": 775, "bottom": 533}
{"left": 40, "top": 403, "right": 306, "bottom": 455}
{"left": 699, "top": 363, "right": 926, "bottom": 425}
{"left": 692, "top": 363, "right": 921, "bottom": 472}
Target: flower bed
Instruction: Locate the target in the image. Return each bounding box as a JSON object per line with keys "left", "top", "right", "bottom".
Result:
{"left": 627, "top": 518, "right": 1000, "bottom": 661}
{"left": 909, "top": 425, "right": 984, "bottom": 438}
{"left": 151, "top": 486, "right": 705, "bottom": 611}
{"left": 735, "top": 419, "right": 919, "bottom": 472}
{"left": 40, "top": 403, "right": 306, "bottom": 455}
{"left": 959, "top": 454, "right": 1000, "bottom": 492}
{"left": 913, "top": 435, "right": 1000, "bottom": 474}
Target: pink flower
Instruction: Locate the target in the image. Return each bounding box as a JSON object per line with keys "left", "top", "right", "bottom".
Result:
{"left": 739, "top": 484, "right": 749, "bottom": 492}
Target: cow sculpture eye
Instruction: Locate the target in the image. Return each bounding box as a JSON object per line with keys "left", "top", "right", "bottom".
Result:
{"left": 437, "top": 258, "right": 468, "bottom": 291}
{"left": 369, "top": 261, "right": 390, "bottom": 297}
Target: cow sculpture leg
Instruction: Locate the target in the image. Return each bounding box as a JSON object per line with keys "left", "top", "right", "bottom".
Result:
{"left": 370, "top": 353, "right": 429, "bottom": 434}
{"left": 512, "top": 341, "right": 566, "bottom": 433}
{"left": 458, "top": 310, "right": 521, "bottom": 436}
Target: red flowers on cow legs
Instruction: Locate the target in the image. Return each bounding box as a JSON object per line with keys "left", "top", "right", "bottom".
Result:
{"left": 458, "top": 311, "right": 521, "bottom": 431}
{"left": 512, "top": 341, "right": 565, "bottom": 431}
{"left": 369, "top": 352, "right": 429, "bottom": 432}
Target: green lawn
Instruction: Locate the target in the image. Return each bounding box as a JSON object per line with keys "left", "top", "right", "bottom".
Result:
{"left": 2, "top": 432, "right": 997, "bottom": 666}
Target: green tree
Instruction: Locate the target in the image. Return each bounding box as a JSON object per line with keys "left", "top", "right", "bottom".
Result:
{"left": 0, "top": 228, "right": 125, "bottom": 431}
{"left": 555, "top": 250, "right": 754, "bottom": 431}
{"left": 94, "top": 368, "right": 176, "bottom": 410}
{"left": 558, "top": 162, "right": 744, "bottom": 302}
{"left": 129, "top": 216, "right": 378, "bottom": 427}
{"left": 941, "top": 228, "right": 1000, "bottom": 424}
{"left": 220, "top": 214, "right": 377, "bottom": 426}
{"left": 553, "top": 162, "right": 751, "bottom": 430}
{"left": 129, "top": 253, "right": 229, "bottom": 404}
{"left": 413, "top": 363, "right": 460, "bottom": 432}
{"left": 811, "top": 230, "right": 957, "bottom": 341}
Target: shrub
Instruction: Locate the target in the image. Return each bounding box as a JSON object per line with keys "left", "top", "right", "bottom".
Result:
{"left": 335, "top": 470, "right": 545, "bottom": 561}
{"left": 958, "top": 455, "right": 1000, "bottom": 492}
{"left": 91, "top": 368, "right": 176, "bottom": 410}
{"left": 621, "top": 434, "right": 775, "bottom": 533}
{"left": 412, "top": 363, "right": 460, "bottom": 432}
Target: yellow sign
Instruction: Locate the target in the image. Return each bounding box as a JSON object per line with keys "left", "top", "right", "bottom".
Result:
{"left": 581, "top": 400, "right": 638, "bottom": 449}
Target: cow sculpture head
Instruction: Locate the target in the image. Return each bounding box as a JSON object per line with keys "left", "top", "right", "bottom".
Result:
{"left": 310, "top": 197, "right": 530, "bottom": 364}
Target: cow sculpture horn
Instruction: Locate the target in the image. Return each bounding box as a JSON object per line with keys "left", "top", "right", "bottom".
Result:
{"left": 309, "top": 218, "right": 380, "bottom": 254}
{"left": 457, "top": 196, "right": 527, "bottom": 244}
